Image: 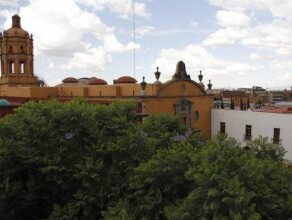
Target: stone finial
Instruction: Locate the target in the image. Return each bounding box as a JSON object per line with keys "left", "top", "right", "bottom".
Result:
{"left": 198, "top": 70, "right": 203, "bottom": 83}
{"left": 140, "top": 76, "right": 147, "bottom": 96}
{"left": 155, "top": 67, "right": 161, "bottom": 81}
{"left": 140, "top": 76, "right": 147, "bottom": 90}
{"left": 207, "top": 79, "right": 212, "bottom": 90}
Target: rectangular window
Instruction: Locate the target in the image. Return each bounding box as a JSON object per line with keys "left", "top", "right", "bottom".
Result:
{"left": 220, "top": 122, "right": 225, "bottom": 134}
{"left": 273, "top": 128, "right": 280, "bottom": 144}
{"left": 20, "top": 62, "right": 25, "bottom": 74}
{"left": 245, "top": 125, "right": 252, "bottom": 141}
{"left": 9, "top": 62, "right": 15, "bottom": 73}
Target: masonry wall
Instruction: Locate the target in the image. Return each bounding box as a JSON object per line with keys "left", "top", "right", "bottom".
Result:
{"left": 211, "top": 109, "right": 292, "bottom": 160}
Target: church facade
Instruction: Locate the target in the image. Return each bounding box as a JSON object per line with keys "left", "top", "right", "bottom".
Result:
{"left": 0, "top": 15, "right": 213, "bottom": 137}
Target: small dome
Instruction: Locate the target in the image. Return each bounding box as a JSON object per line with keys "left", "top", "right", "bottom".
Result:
{"left": 62, "top": 77, "right": 79, "bottom": 83}
{"left": 5, "top": 27, "right": 29, "bottom": 37}
{"left": 4, "top": 14, "right": 29, "bottom": 37}
{"left": 114, "top": 76, "right": 137, "bottom": 84}
{"left": 0, "top": 99, "right": 10, "bottom": 106}
{"left": 88, "top": 78, "right": 107, "bottom": 85}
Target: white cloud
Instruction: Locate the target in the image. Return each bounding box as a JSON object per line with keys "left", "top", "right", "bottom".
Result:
{"left": 204, "top": 2, "right": 292, "bottom": 57}
{"left": 0, "top": 0, "right": 20, "bottom": 7}
{"left": 250, "top": 53, "right": 264, "bottom": 61}
{"left": 154, "top": 45, "right": 257, "bottom": 83}
{"left": 0, "top": 9, "right": 14, "bottom": 18}
{"left": 208, "top": 0, "right": 292, "bottom": 20}
{"left": 208, "top": 0, "right": 263, "bottom": 11}
{"left": 203, "top": 27, "right": 252, "bottom": 46}
{"left": 216, "top": 10, "right": 250, "bottom": 27}
{"left": 5, "top": 0, "right": 117, "bottom": 56}
{"left": 190, "top": 21, "right": 198, "bottom": 28}
{"left": 1, "top": 0, "right": 144, "bottom": 75}
{"left": 272, "top": 60, "right": 292, "bottom": 69}
{"left": 203, "top": 10, "right": 253, "bottom": 47}
{"left": 102, "top": 35, "right": 140, "bottom": 52}
{"left": 48, "top": 63, "right": 55, "bottom": 69}
{"left": 75, "top": 0, "right": 150, "bottom": 18}
{"left": 145, "top": 28, "right": 205, "bottom": 37}
{"left": 242, "top": 19, "right": 292, "bottom": 55}
{"left": 135, "top": 26, "right": 154, "bottom": 37}
{"left": 61, "top": 47, "right": 111, "bottom": 72}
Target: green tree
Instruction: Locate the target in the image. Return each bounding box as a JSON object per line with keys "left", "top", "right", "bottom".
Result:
{"left": 0, "top": 99, "right": 145, "bottom": 219}
{"left": 140, "top": 113, "right": 187, "bottom": 153}
{"left": 0, "top": 100, "right": 190, "bottom": 219}
{"left": 1, "top": 100, "right": 292, "bottom": 220}
{"left": 166, "top": 135, "right": 292, "bottom": 220}
{"left": 247, "top": 136, "right": 286, "bottom": 162}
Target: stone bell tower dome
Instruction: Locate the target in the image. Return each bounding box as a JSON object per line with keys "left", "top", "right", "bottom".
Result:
{"left": 0, "top": 14, "right": 38, "bottom": 87}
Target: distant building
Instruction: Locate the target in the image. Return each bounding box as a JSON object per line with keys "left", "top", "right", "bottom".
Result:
{"left": 283, "top": 87, "right": 292, "bottom": 101}
{"left": 212, "top": 108, "right": 292, "bottom": 160}
{"left": 269, "top": 90, "right": 285, "bottom": 104}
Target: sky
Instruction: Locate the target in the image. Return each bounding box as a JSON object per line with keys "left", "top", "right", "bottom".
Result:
{"left": 1, "top": 0, "right": 292, "bottom": 89}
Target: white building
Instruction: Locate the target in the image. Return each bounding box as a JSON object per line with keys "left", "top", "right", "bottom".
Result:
{"left": 211, "top": 108, "right": 292, "bottom": 160}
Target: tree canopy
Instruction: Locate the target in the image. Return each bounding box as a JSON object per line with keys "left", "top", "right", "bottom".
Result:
{"left": 0, "top": 100, "right": 291, "bottom": 219}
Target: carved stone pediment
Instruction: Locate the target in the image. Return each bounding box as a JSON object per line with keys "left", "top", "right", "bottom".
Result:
{"left": 172, "top": 61, "right": 191, "bottom": 80}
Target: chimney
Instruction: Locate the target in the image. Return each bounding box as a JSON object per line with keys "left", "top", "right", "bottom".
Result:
{"left": 12, "top": 14, "right": 21, "bottom": 28}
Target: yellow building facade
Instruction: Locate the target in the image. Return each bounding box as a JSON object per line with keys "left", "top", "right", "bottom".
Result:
{"left": 0, "top": 15, "right": 213, "bottom": 137}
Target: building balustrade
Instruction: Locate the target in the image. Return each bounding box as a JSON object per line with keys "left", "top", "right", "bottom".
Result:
{"left": 271, "top": 138, "right": 282, "bottom": 145}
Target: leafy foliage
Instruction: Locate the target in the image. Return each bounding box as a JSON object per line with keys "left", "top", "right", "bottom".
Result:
{"left": 248, "top": 136, "right": 286, "bottom": 162}
{"left": 0, "top": 100, "right": 291, "bottom": 220}
{"left": 166, "top": 135, "right": 292, "bottom": 219}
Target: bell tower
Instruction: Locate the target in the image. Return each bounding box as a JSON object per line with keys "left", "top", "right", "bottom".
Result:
{"left": 0, "top": 14, "right": 38, "bottom": 87}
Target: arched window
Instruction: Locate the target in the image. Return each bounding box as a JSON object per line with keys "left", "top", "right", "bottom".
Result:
{"left": 20, "top": 61, "right": 25, "bottom": 74}
{"left": 9, "top": 45, "right": 13, "bottom": 52}
{"left": 9, "top": 61, "right": 15, "bottom": 73}
{"left": 20, "top": 45, "right": 24, "bottom": 52}
{"left": 194, "top": 111, "right": 200, "bottom": 120}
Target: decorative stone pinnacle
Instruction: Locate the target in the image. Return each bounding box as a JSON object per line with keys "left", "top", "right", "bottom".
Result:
{"left": 140, "top": 76, "right": 147, "bottom": 91}
{"left": 198, "top": 70, "right": 203, "bottom": 83}
{"left": 155, "top": 66, "right": 161, "bottom": 81}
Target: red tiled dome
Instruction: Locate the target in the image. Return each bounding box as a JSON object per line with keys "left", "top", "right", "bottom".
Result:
{"left": 62, "top": 77, "right": 79, "bottom": 83}
{"left": 88, "top": 78, "right": 107, "bottom": 85}
{"left": 114, "top": 76, "right": 137, "bottom": 84}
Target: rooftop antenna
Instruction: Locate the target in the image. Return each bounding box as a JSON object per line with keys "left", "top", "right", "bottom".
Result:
{"left": 132, "top": 0, "right": 136, "bottom": 78}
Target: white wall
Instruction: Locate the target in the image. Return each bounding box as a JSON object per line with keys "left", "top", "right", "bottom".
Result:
{"left": 211, "top": 109, "right": 292, "bottom": 160}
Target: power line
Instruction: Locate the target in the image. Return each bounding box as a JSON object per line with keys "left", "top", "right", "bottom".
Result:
{"left": 132, "top": 0, "right": 136, "bottom": 78}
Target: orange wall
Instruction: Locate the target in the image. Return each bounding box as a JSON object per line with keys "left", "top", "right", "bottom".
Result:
{"left": 143, "top": 96, "right": 213, "bottom": 138}
{"left": 158, "top": 80, "right": 204, "bottom": 97}
{"left": 114, "top": 84, "right": 141, "bottom": 96}
{"left": 29, "top": 87, "right": 58, "bottom": 98}
{"left": 0, "top": 86, "right": 58, "bottom": 98}
{"left": 57, "top": 86, "right": 88, "bottom": 97}
{"left": 56, "top": 83, "right": 160, "bottom": 97}
{"left": 0, "top": 86, "right": 31, "bottom": 97}
{"left": 87, "top": 85, "right": 118, "bottom": 97}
